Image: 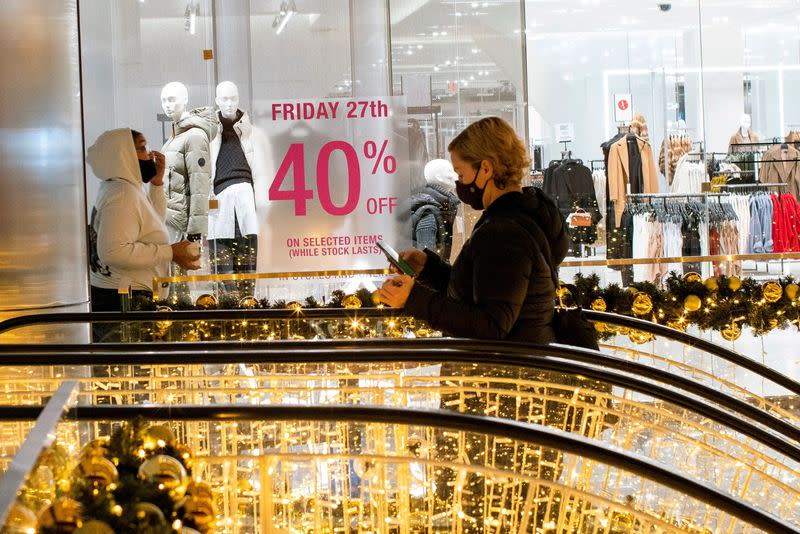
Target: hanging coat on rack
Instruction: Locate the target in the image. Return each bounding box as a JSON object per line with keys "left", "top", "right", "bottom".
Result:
{"left": 759, "top": 144, "right": 800, "bottom": 199}
{"left": 542, "top": 159, "right": 601, "bottom": 248}
{"left": 607, "top": 133, "right": 659, "bottom": 226}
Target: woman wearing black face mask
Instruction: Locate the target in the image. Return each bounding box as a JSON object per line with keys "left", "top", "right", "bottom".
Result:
{"left": 379, "top": 117, "right": 569, "bottom": 343}
{"left": 87, "top": 128, "right": 201, "bottom": 328}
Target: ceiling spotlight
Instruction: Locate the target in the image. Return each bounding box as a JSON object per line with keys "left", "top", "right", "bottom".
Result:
{"left": 273, "top": 0, "right": 297, "bottom": 35}
{"left": 184, "top": 0, "right": 198, "bottom": 35}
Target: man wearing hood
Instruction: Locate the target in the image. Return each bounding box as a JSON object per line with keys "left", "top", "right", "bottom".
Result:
{"left": 87, "top": 128, "right": 200, "bottom": 314}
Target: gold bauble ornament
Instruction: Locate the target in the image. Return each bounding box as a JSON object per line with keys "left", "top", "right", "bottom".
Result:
{"left": 37, "top": 498, "right": 82, "bottom": 532}
{"left": 721, "top": 322, "right": 741, "bottom": 341}
{"left": 593, "top": 322, "right": 608, "bottom": 333}
{"left": 73, "top": 456, "right": 118, "bottom": 488}
{"left": 371, "top": 290, "right": 381, "bottom": 306}
{"left": 138, "top": 455, "right": 187, "bottom": 490}
{"left": 785, "top": 283, "right": 800, "bottom": 300}
{"left": 75, "top": 520, "right": 115, "bottom": 534}
{"left": 666, "top": 319, "right": 688, "bottom": 332}
{"left": 631, "top": 293, "right": 653, "bottom": 316}
{"left": 180, "top": 496, "right": 217, "bottom": 532}
{"left": 683, "top": 295, "right": 702, "bottom": 312}
{"left": 144, "top": 425, "right": 176, "bottom": 448}
{"left": 762, "top": 282, "right": 783, "bottom": 303}
{"left": 134, "top": 503, "right": 166, "bottom": 529}
{"left": 286, "top": 301, "right": 303, "bottom": 312}
{"left": 238, "top": 296, "right": 258, "bottom": 309}
{"left": 343, "top": 294, "right": 362, "bottom": 309}
{"left": 591, "top": 298, "right": 607, "bottom": 312}
{"left": 195, "top": 294, "right": 217, "bottom": 309}
{"left": 186, "top": 481, "right": 214, "bottom": 501}
{"left": 79, "top": 438, "right": 109, "bottom": 460}
{"left": 703, "top": 277, "right": 719, "bottom": 291}
{"left": 628, "top": 329, "right": 655, "bottom": 344}
{"left": 683, "top": 272, "right": 702, "bottom": 284}
{"left": 768, "top": 319, "right": 779, "bottom": 330}
{"left": 5, "top": 502, "right": 37, "bottom": 534}
{"left": 415, "top": 327, "right": 433, "bottom": 337}
{"left": 728, "top": 276, "right": 742, "bottom": 292}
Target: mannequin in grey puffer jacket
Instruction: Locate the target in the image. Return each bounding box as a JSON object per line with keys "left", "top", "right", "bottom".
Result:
{"left": 161, "top": 106, "right": 218, "bottom": 242}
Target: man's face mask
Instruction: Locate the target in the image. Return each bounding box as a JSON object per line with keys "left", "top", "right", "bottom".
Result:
{"left": 455, "top": 167, "right": 486, "bottom": 210}
{"left": 139, "top": 158, "right": 157, "bottom": 183}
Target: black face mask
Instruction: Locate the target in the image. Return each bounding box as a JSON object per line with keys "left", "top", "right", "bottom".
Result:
{"left": 139, "top": 158, "right": 157, "bottom": 183}
{"left": 455, "top": 168, "right": 486, "bottom": 210}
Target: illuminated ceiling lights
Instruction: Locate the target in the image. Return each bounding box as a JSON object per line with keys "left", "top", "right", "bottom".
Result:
{"left": 184, "top": 0, "right": 198, "bottom": 35}
{"left": 273, "top": 1, "right": 297, "bottom": 35}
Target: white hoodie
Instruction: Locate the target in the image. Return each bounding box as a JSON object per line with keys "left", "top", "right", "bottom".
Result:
{"left": 87, "top": 128, "right": 172, "bottom": 292}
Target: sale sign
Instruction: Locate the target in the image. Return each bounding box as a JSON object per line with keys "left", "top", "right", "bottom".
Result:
{"left": 614, "top": 93, "right": 633, "bottom": 123}
{"left": 253, "top": 97, "right": 412, "bottom": 275}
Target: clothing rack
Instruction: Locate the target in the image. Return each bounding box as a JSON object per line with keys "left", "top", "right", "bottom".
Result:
{"left": 728, "top": 138, "right": 783, "bottom": 147}
{"left": 626, "top": 192, "right": 729, "bottom": 203}
{"left": 718, "top": 182, "right": 787, "bottom": 190}
{"left": 588, "top": 159, "right": 605, "bottom": 171}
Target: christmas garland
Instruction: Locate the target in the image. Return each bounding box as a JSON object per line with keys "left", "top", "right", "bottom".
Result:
{"left": 13, "top": 418, "right": 215, "bottom": 533}
{"left": 130, "top": 274, "right": 800, "bottom": 341}
{"left": 570, "top": 272, "right": 799, "bottom": 339}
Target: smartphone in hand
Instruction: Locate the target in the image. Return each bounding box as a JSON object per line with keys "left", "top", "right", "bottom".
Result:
{"left": 377, "top": 241, "right": 416, "bottom": 276}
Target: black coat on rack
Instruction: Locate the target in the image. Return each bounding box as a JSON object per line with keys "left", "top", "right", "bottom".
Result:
{"left": 542, "top": 158, "right": 601, "bottom": 246}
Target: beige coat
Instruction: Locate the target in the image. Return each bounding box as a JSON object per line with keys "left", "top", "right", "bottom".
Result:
{"left": 760, "top": 144, "right": 800, "bottom": 199}
{"left": 728, "top": 128, "right": 758, "bottom": 153}
{"left": 608, "top": 135, "right": 659, "bottom": 226}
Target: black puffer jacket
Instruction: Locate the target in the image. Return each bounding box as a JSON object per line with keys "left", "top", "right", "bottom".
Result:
{"left": 404, "top": 187, "right": 568, "bottom": 342}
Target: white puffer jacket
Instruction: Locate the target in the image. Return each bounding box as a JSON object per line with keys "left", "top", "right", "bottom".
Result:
{"left": 87, "top": 128, "right": 172, "bottom": 292}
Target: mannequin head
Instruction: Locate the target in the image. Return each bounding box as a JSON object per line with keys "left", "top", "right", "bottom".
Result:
{"left": 739, "top": 113, "right": 751, "bottom": 132}
{"left": 424, "top": 159, "right": 457, "bottom": 191}
{"left": 160, "top": 82, "right": 189, "bottom": 122}
{"left": 216, "top": 81, "right": 240, "bottom": 120}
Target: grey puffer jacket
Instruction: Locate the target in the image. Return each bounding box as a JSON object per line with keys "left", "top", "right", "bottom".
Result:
{"left": 161, "top": 107, "right": 218, "bottom": 238}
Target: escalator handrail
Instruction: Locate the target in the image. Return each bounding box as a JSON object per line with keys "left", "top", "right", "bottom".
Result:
{"left": 0, "top": 308, "right": 797, "bottom": 400}
{"left": 0, "top": 404, "right": 796, "bottom": 534}
{"left": 1, "top": 345, "right": 799, "bottom": 458}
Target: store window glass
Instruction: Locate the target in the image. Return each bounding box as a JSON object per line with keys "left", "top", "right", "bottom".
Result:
{"left": 524, "top": 0, "right": 705, "bottom": 287}
{"left": 80, "top": 0, "right": 216, "bottom": 211}
{"left": 390, "top": 0, "right": 526, "bottom": 251}
{"left": 699, "top": 1, "right": 800, "bottom": 276}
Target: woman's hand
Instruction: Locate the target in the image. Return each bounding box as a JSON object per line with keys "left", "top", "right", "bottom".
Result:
{"left": 393, "top": 248, "right": 427, "bottom": 275}
{"left": 378, "top": 274, "right": 414, "bottom": 308}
